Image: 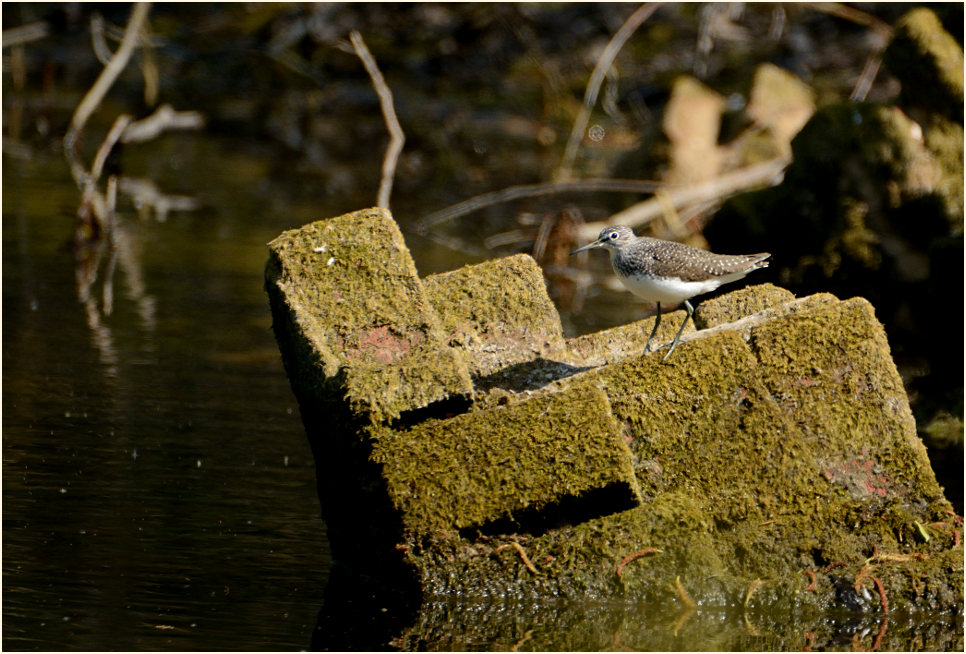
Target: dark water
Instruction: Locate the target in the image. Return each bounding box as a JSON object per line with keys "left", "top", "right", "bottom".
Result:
{"left": 3, "top": 145, "right": 329, "bottom": 650}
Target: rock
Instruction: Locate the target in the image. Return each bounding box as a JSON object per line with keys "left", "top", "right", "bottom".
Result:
{"left": 265, "top": 207, "right": 473, "bottom": 426}
{"left": 746, "top": 63, "right": 816, "bottom": 157}
{"left": 706, "top": 100, "right": 963, "bottom": 517}
{"left": 422, "top": 253, "right": 565, "bottom": 380}
{"left": 266, "top": 207, "right": 962, "bottom": 616}
{"left": 883, "top": 7, "right": 964, "bottom": 122}
{"left": 369, "top": 382, "right": 640, "bottom": 535}
{"left": 663, "top": 76, "right": 726, "bottom": 185}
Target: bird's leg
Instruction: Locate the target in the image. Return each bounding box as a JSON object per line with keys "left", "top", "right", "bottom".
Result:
{"left": 662, "top": 300, "right": 694, "bottom": 362}
{"left": 644, "top": 302, "right": 662, "bottom": 353}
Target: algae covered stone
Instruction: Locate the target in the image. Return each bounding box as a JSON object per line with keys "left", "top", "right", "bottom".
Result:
{"left": 423, "top": 253, "right": 565, "bottom": 379}
{"left": 265, "top": 207, "right": 473, "bottom": 424}
{"left": 370, "top": 382, "right": 640, "bottom": 534}
{"left": 265, "top": 207, "right": 960, "bottom": 619}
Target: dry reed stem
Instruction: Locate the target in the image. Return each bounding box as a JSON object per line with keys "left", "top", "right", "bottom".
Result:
{"left": 349, "top": 30, "right": 405, "bottom": 211}
{"left": 65, "top": 2, "right": 151, "bottom": 161}
{"left": 579, "top": 156, "right": 789, "bottom": 240}
{"left": 556, "top": 3, "right": 661, "bottom": 181}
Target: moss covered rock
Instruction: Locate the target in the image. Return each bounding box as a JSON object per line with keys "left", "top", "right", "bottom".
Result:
{"left": 266, "top": 207, "right": 961, "bottom": 619}
{"left": 265, "top": 207, "right": 473, "bottom": 425}
{"left": 423, "top": 253, "right": 565, "bottom": 380}
{"left": 883, "top": 7, "right": 964, "bottom": 122}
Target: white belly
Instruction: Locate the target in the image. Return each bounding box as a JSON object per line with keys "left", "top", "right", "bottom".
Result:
{"left": 618, "top": 271, "right": 739, "bottom": 303}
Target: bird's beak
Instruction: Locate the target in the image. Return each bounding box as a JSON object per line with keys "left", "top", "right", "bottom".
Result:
{"left": 570, "top": 238, "right": 603, "bottom": 255}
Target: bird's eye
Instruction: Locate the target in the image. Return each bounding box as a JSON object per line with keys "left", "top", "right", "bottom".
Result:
{"left": 608, "top": 231, "right": 619, "bottom": 240}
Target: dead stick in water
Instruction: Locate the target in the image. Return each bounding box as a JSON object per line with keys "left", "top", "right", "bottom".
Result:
{"left": 496, "top": 541, "right": 538, "bottom": 574}
{"left": 349, "top": 30, "right": 405, "bottom": 211}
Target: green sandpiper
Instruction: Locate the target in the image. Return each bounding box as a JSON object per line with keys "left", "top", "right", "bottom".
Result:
{"left": 571, "top": 225, "right": 770, "bottom": 361}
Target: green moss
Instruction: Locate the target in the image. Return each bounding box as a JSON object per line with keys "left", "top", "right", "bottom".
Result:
{"left": 266, "top": 207, "right": 961, "bottom": 613}
{"left": 563, "top": 308, "right": 694, "bottom": 368}
{"left": 884, "top": 7, "right": 964, "bottom": 121}
{"left": 422, "top": 253, "right": 564, "bottom": 378}
{"left": 400, "top": 292, "right": 961, "bottom": 611}
{"left": 266, "top": 208, "right": 473, "bottom": 423}
{"left": 921, "top": 411, "right": 965, "bottom": 450}
{"left": 694, "top": 283, "right": 796, "bottom": 329}
{"left": 924, "top": 116, "right": 965, "bottom": 233}
{"left": 370, "top": 382, "right": 640, "bottom": 534}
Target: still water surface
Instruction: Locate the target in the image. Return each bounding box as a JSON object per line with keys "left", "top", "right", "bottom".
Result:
{"left": 3, "top": 136, "right": 961, "bottom": 650}
{"left": 3, "top": 143, "right": 330, "bottom": 650}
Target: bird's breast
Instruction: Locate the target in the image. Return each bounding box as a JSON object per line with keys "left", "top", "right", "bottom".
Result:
{"left": 615, "top": 270, "right": 725, "bottom": 303}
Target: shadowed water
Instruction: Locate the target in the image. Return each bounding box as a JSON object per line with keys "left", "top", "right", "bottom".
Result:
{"left": 3, "top": 147, "right": 328, "bottom": 650}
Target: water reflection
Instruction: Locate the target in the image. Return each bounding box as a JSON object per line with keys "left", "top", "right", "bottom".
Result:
{"left": 3, "top": 153, "right": 327, "bottom": 650}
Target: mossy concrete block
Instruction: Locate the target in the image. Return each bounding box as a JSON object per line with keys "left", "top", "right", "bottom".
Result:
{"left": 400, "top": 292, "right": 960, "bottom": 612}
{"left": 265, "top": 208, "right": 959, "bottom": 613}
{"left": 562, "top": 309, "right": 695, "bottom": 368}
{"left": 370, "top": 382, "right": 640, "bottom": 534}
{"left": 884, "top": 7, "right": 964, "bottom": 121}
{"left": 265, "top": 207, "right": 472, "bottom": 424}
{"left": 694, "top": 283, "right": 796, "bottom": 329}
{"left": 422, "top": 253, "right": 565, "bottom": 380}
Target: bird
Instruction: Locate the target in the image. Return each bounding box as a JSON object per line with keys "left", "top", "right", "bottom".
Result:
{"left": 571, "top": 225, "right": 770, "bottom": 361}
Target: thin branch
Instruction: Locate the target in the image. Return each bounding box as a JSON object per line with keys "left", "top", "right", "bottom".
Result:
{"left": 64, "top": 2, "right": 152, "bottom": 181}
{"left": 91, "top": 115, "right": 133, "bottom": 181}
{"left": 807, "top": 3, "right": 893, "bottom": 38}
{"left": 118, "top": 177, "right": 201, "bottom": 222}
{"left": 349, "top": 30, "right": 405, "bottom": 210}
{"left": 555, "top": 3, "right": 662, "bottom": 181}
{"left": 579, "top": 157, "right": 789, "bottom": 240}
{"left": 416, "top": 178, "right": 665, "bottom": 234}
{"left": 2, "top": 21, "right": 51, "bottom": 48}
{"left": 120, "top": 104, "right": 205, "bottom": 143}
{"left": 850, "top": 53, "right": 882, "bottom": 102}
{"left": 91, "top": 14, "right": 114, "bottom": 65}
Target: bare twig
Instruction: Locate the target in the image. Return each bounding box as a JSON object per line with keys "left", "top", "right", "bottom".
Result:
{"left": 91, "top": 115, "right": 133, "bottom": 181}
{"left": 807, "top": 3, "right": 892, "bottom": 38}
{"left": 578, "top": 156, "right": 789, "bottom": 240}
{"left": 615, "top": 547, "right": 661, "bottom": 578}
{"left": 416, "top": 178, "right": 664, "bottom": 234}
{"left": 1, "top": 21, "right": 51, "bottom": 48}
{"left": 349, "top": 30, "right": 405, "bottom": 210}
{"left": 65, "top": 2, "right": 152, "bottom": 161}
{"left": 91, "top": 14, "right": 114, "bottom": 65}
{"left": 121, "top": 104, "right": 205, "bottom": 143}
{"left": 556, "top": 3, "right": 662, "bottom": 181}
{"left": 496, "top": 541, "right": 538, "bottom": 574}
{"left": 119, "top": 177, "right": 202, "bottom": 222}
{"left": 850, "top": 53, "right": 883, "bottom": 102}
